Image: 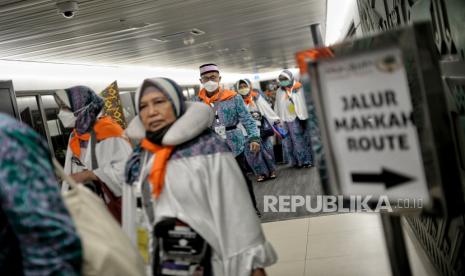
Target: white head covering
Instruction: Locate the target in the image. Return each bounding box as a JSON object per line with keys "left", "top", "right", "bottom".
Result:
{"left": 125, "top": 78, "right": 214, "bottom": 145}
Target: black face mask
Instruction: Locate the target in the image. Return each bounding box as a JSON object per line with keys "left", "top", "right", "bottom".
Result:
{"left": 145, "top": 123, "right": 173, "bottom": 145}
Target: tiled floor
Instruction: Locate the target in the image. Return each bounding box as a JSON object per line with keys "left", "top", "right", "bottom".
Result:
{"left": 262, "top": 213, "right": 432, "bottom": 276}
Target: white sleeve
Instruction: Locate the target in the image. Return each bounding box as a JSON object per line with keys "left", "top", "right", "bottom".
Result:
{"left": 256, "top": 95, "right": 280, "bottom": 124}
{"left": 93, "top": 137, "right": 133, "bottom": 196}
{"left": 294, "top": 87, "right": 309, "bottom": 120}
{"left": 206, "top": 153, "right": 278, "bottom": 274}
{"left": 61, "top": 137, "right": 73, "bottom": 192}
{"left": 273, "top": 91, "right": 281, "bottom": 115}
{"left": 122, "top": 182, "right": 137, "bottom": 246}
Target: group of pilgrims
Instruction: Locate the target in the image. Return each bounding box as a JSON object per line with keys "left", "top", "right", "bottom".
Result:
{"left": 0, "top": 62, "right": 315, "bottom": 276}
{"left": 198, "top": 64, "right": 314, "bottom": 182}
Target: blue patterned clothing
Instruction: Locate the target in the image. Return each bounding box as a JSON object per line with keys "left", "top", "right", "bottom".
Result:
{"left": 242, "top": 94, "right": 278, "bottom": 177}
{"left": 244, "top": 137, "right": 276, "bottom": 177}
{"left": 197, "top": 94, "right": 259, "bottom": 157}
{"left": 0, "top": 114, "right": 82, "bottom": 276}
{"left": 282, "top": 119, "right": 314, "bottom": 167}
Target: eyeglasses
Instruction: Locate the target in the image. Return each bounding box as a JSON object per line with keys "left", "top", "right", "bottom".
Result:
{"left": 201, "top": 75, "right": 220, "bottom": 82}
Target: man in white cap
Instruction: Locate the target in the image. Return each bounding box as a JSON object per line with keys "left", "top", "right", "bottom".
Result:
{"left": 197, "top": 63, "right": 262, "bottom": 215}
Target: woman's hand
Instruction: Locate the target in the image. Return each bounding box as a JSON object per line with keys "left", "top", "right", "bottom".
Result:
{"left": 70, "top": 170, "right": 97, "bottom": 184}
{"left": 251, "top": 268, "right": 266, "bottom": 276}
{"left": 250, "top": 141, "right": 261, "bottom": 153}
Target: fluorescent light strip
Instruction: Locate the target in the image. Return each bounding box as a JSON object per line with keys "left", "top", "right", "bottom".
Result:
{"left": 0, "top": 60, "right": 253, "bottom": 91}
{"left": 325, "top": 0, "right": 357, "bottom": 45}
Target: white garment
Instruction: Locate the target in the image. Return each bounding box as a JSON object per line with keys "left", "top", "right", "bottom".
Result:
{"left": 254, "top": 95, "right": 280, "bottom": 124}
{"left": 62, "top": 136, "right": 132, "bottom": 196}
{"left": 123, "top": 103, "right": 277, "bottom": 276}
{"left": 274, "top": 85, "right": 309, "bottom": 122}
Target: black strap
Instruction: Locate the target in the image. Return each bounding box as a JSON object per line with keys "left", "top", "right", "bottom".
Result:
{"left": 225, "top": 125, "right": 237, "bottom": 131}
{"left": 90, "top": 130, "right": 98, "bottom": 170}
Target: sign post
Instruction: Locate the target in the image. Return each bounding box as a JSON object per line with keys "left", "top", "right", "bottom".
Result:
{"left": 307, "top": 23, "right": 464, "bottom": 276}
{"left": 316, "top": 47, "right": 429, "bottom": 205}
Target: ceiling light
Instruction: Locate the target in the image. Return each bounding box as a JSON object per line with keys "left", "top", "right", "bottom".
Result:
{"left": 325, "top": 0, "right": 356, "bottom": 45}
{"left": 216, "top": 48, "right": 230, "bottom": 54}
{"left": 151, "top": 37, "right": 169, "bottom": 43}
{"left": 130, "top": 23, "right": 151, "bottom": 29}
{"left": 183, "top": 36, "right": 195, "bottom": 45}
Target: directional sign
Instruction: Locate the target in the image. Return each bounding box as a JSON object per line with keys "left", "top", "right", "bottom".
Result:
{"left": 316, "top": 47, "right": 430, "bottom": 203}
{"left": 351, "top": 168, "right": 414, "bottom": 189}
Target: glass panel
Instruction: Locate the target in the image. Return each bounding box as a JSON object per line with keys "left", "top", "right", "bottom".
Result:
{"left": 41, "top": 94, "right": 72, "bottom": 165}
{"left": 0, "top": 85, "right": 19, "bottom": 119}
{"left": 120, "top": 91, "right": 136, "bottom": 125}
{"left": 16, "top": 96, "right": 48, "bottom": 139}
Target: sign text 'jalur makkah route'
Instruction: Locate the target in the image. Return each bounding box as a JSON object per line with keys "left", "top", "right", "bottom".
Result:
{"left": 317, "top": 47, "right": 429, "bottom": 202}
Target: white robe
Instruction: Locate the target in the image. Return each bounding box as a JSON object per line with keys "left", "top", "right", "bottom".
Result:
{"left": 274, "top": 85, "right": 309, "bottom": 122}
{"left": 123, "top": 102, "right": 277, "bottom": 276}
{"left": 254, "top": 95, "right": 281, "bottom": 124}
{"left": 62, "top": 135, "right": 132, "bottom": 196}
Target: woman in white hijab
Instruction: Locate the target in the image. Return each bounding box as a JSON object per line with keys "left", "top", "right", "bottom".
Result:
{"left": 274, "top": 70, "right": 314, "bottom": 168}
{"left": 235, "top": 79, "right": 281, "bottom": 182}
{"left": 122, "top": 78, "right": 277, "bottom": 276}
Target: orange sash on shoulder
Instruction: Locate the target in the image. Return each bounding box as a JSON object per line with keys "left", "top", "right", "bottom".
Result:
{"left": 285, "top": 82, "right": 303, "bottom": 98}
{"left": 243, "top": 91, "right": 258, "bottom": 106}
{"left": 140, "top": 139, "right": 174, "bottom": 198}
{"left": 69, "top": 116, "right": 124, "bottom": 158}
{"left": 198, "top": 88, "right": 237, "bottom": 105}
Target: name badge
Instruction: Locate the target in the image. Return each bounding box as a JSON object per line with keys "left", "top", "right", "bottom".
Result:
{"left": 288, "top": 103, "right": 296, "bottom": 114}
{"left": 214, "top": 125, "right": 227, "bottom": 139}
{"left": 137, "top": 227, "right": 150, "bottom": 264}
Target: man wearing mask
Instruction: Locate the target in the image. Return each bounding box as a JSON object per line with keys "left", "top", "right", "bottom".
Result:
{"left": 274, "top": 70, "right": 314, "bottom": 168}
{"left": 197, "top": 63, "right": 261, "bottom": 215}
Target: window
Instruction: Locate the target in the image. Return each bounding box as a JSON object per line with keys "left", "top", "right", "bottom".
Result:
{"left": 17, "top": 96, "right": 48, "bottom": 140}
{"left": 41, "top": 94, "right": 72, "bottom": 165}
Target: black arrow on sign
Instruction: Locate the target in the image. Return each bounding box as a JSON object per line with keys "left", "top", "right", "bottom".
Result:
{"left": 351, "top": 168, "right": 415, "bottom": 189}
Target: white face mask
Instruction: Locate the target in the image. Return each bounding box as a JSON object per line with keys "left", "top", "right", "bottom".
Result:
{"left": 58, "top": 109, "right": 76, "bottom": 128}
{"left": 203, "top": 80, "right": 219, "bottom": 93}
{"left": 238, "top": 88, "right": 250, "bottom": 96}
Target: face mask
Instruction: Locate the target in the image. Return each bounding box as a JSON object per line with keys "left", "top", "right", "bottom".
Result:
{"left": 238, "top": 88, "right": 250, "bottom": 96}
{"left": 58, "top": 109, "right": 76, "bottom": 128}
{"left": 146, "top": 123, "right": 173, "bottom": 145}
{"left": 280, "top": 80, "right": 292, "bottom": 88}
{"left": 203, "top": 80, "right": 219, "bottom": 93}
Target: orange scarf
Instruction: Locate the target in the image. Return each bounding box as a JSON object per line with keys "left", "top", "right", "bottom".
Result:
{"left": 140, "top": 139, "right": 174, "bottom": 198}
{"left": 69, "top": 116, "right": 124, "bottom": 157}
{"left": 198, "top": 88, "right": 237, "bottom": 105}
{"left": 284, "top": 82, "right": 303, "bottom": 99}
{"left": 243, "top": 91, "right": 258, "bottom": 106}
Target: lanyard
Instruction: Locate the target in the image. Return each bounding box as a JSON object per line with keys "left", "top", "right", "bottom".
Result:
{"left": 136, "top": 152, "right": 155, "bottom": 225}
{"left": 285, "top": 88, "right": 295, "bottom": 105}
{"left": 210, "top": 103, "right": 221, "bottom": 124}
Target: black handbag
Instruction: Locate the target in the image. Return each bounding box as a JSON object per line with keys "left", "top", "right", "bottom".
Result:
{"left": 260, "top": 117, "right": 274, "bottom": 138}
{"left": 153, "top": 218, "right": 212, "bottom": 276}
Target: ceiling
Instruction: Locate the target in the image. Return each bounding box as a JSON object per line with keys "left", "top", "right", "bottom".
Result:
{"left": 0, "top": 0, "right": 327, "bottom": 73}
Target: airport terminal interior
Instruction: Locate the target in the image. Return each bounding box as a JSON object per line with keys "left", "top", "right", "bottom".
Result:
{"left": 0, "top": 0, "right": 464, "bottom": 276}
